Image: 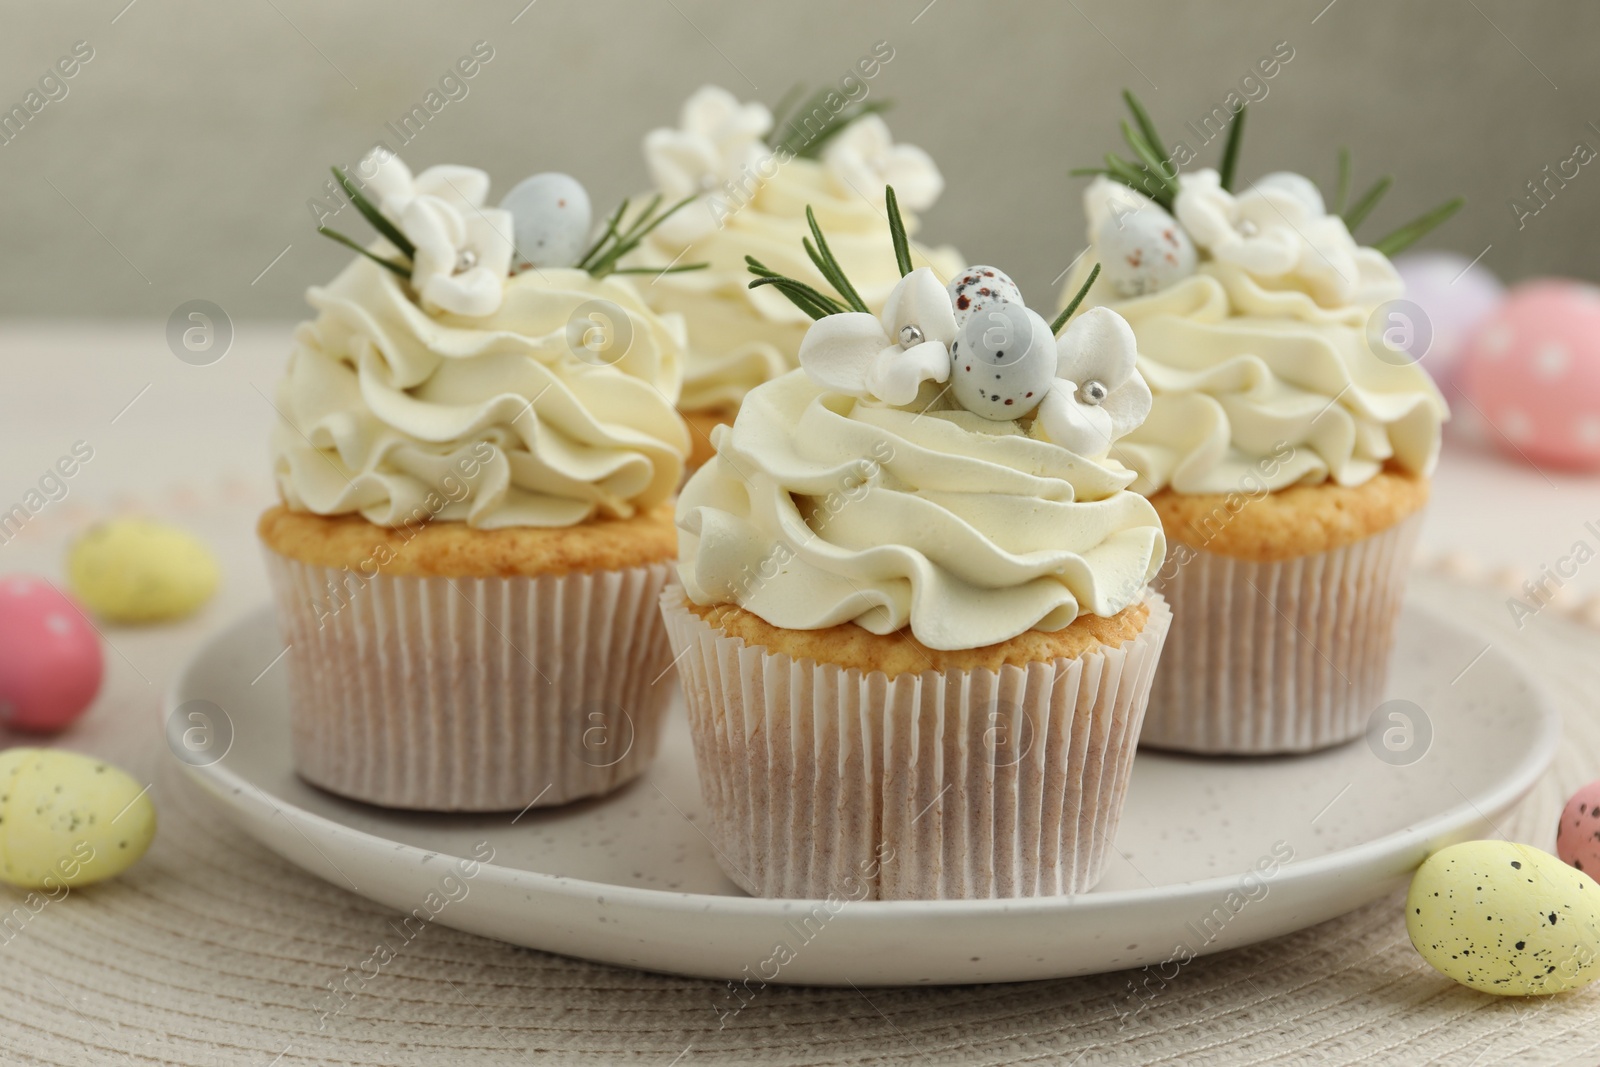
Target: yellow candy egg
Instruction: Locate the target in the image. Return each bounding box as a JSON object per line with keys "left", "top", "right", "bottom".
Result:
{"left": 0, "top": 748, "right": 156, "bottom": 888}
{"left": 1407, "top": 841, "right": 1600, "bottom": 995}
{"left": 67, "top": 518, "right": 219, "bottom": 623}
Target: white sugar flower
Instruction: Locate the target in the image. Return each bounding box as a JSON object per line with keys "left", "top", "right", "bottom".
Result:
{"left": 1174, "top": 168, "right": 1398, "bottom": 308}
{"left": 1036, "top": 307, "right": 1152, "bottom": 457}
{"left": 644, "top": 85, "right": 774, "bottom": 245}
{"left": 822, "top": 114, "right": 943, "bottom": 212}
{"left": 797, "top": 267, "right": 954, "bottom": 405}
{"left": 355, "top": 147, "right": 513, "bottom": 317}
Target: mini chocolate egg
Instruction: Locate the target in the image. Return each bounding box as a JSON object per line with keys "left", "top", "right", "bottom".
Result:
{"left": 1557, "top": 781, "right": 1600, "bottom": 875}
{"left": 1093, "top": 204, "right": 1196, "bottom": 298}
{"left": 947, "top": 265, "right": 1022, "bottom": 329}
{"left": 0, "top": 748, "right": 155, "bottom": 889}
{"left": 0, "top": 576, "right": 103, "bottom": 733}
{"left": 67, "top": 518, "right": 219, "bottom": 623}
{"left": 1459, "top": 279, "right": 1600, "bottom": 470}
{"left": 950, "top": 302, "right": 1056, "bottom": 421}
{"left": 499, "top": 173, "right": 592, "bottom": 269}
{"left": 1406, "top": 840, "right": 1600, "bottom": 996}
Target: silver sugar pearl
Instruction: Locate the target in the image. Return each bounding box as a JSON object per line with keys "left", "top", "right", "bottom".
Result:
{"left": 898, "top": 323, "right": 925, "bottom": 348}
{"left": 1078, "top": 379, "right": 1109, "bottom": 406}
{"left": 454, "top": 249, "right": 479, "bottom": 274}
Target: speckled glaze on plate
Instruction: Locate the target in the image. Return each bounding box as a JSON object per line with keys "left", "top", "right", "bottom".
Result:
{"left": 168, "top": 602, "right": 1559, "bottom": 986}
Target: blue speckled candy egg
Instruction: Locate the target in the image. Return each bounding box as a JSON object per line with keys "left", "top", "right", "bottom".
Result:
{"left": 1406, "top": 840, "right": 1600, "bottom": 996}
{"left": 499, "top": 173, "right": 592, "bottom": 269}
{"left": 949, "top": 302, "right": 1056, "bottom": 421}
{"left": 1095, "top": 207, "right": 1196, "bottom": 298}
{"left": 947, "top": 265, "right": 1023, "bottom": 329}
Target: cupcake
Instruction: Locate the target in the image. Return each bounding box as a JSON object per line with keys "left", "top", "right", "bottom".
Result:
{"left": 261, "top": 149, "right": 693, "bottom": 810}
{"left": 632, "top": 85, "right": 963, "bottom": 466}
{"left": 1060, "top": 96, "right": 1456, "bottom": 754}
{"left": 662, "top": 193, "right": 1170, "bottom": 899}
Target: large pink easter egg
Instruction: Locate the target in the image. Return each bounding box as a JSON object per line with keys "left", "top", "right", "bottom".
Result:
{"left": 1459, "top": 279, "right": 1600, "bottom": 470}
{"left": 1392, "top": 251, "right": 1506, "bottom": 390}
{"left": 1557, "top": 780, "right": 1600, "bottom": 875}
{"left": 0, "top": 575, "right": 104, "bottom": 733}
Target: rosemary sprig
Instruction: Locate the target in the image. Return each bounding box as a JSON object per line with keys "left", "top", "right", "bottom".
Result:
{"left": 767, "top": 85, "right": 893, "bottom": 159}
{"left": 1050, "top": 263, "right": 1102, "bottom": 336}
{"left": 746, "top": 253, "right": 847, "bottom": 320}
{"left": 316, "top": 227, "right": 411, "bottom": 278}
{"left": 1218, "top": 105, "right": 1246, "bottom": 192}
{"left": 575, "top": 197, "right": 630, "bottom": 272}
{"left": 804, "top": 206, "right": 868, "bottom": 312}
{"left": 1333, "top": 148, "right": 1351, "bottom": 215}
{"left": 885, "top": 185, "right": 913, "bottom": 277}
{"left": 1371, "top": 197, "right": 1465, "bottom": 257}
{"left": 1342, "top": 175, "right": 1392, "bottom": 232}
{"left": 582, "top": 194, "right": 702, "bottom": 279}
{"left": 331, "top": 165, "right": 416, "bottom": 260}
{"left": 769, "top": 83, "right": 807, "bottom": 135}
{"left": 1122, "top": 91, "right": 1165, "bottom": 170}
{"left": 611, "top": 263, "right": 710, "bottom": 276}
{"left": 1121, "top": 120, "right": 1178, "bottom": 202}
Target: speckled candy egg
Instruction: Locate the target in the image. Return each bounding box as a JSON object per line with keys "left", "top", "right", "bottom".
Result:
{"left": 1459, "top": 279, "right": 1600, "bottom": 470}
{"left": 1094, "top": 205, "right": 1196, "bottom": 298}
{"left": 947, "top": 265, "right": 1023, "bottom": 329}
{"left": 1557, "top": 781, "right": 1600, "bottom": 875}
{"left": 499, "top": 173, "right": 592, "bottom": 269}
{"left": 1406, "top": 840, "right": 1600, "bottom": 996}
{"left": 950, "top": 302, "right": 1057, "bottom": 421}
{"left": 0, "top": 576, "right": 103, "bottom": 733}
{"left": 0, "top": 748, "right": 156, "bottom": 888}
{"left": 1392, "top": 251, "right": 1505, "bottom": 391}
{"left": 67, "top": 518, "right": 219, "bottom": 623}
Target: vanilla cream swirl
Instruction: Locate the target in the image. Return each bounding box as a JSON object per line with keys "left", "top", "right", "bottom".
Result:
{"left": 1067, "top": 259, "right": 1448, "bottom": 496}
{"left": 272, "top": 258, "right": 690, "bottom": 528}
{"left": 640, "top": 158, "right": 962, "bottom": 413}
{"left": 677, "top": 370, "right": 1166, "bottom": 650}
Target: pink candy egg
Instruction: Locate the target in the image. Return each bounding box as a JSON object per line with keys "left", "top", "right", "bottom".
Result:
{"left": 1459, "top": 279, "right": 1600, "bottom": 470}
{"left": 1557, "top": 781, "right": 1600, "bottom": 876}
{"left": 1391, "top": 251, "right": 1505, "bottom": 391}
{"left": 0, "top": 575, "right": 104, "bottom": 733}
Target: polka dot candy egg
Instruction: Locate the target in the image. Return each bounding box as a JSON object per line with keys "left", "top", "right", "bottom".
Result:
{"left": 947, "top": 265, "right": 1022, "bottom": 329}
{"left": 1406, "top": 840, "right": 1600, "bottom": 996}
{"left": 1557, "top": 781, "right": 1600, "bottom": 876}
{"left": 0, "top": 748, "right": 156, "bottom": 889}
{"left": 949, "top": 301, "right": 1057, "bottom": 421}
{"left": 1459, "top": 279, "right": 1600, "bottom": 470}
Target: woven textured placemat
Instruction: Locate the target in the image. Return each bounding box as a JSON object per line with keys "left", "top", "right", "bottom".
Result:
{"left": 0, "top": 487, "right": 1597, "bottom": 1067}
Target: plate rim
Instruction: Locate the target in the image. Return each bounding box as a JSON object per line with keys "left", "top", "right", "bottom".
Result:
{"left": 170, "top": 602, "right": 1563, "bottom": 922}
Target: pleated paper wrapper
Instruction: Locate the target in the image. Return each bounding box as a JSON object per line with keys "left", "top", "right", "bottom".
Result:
{"left": 1142, "top": 512, "right": 1424, "bottom": 755}
{"left": 263, "top": 548, "right": 677, "bottom": 812}
{"left": 660, "top": 589, "right": 1172, "bottom": 901}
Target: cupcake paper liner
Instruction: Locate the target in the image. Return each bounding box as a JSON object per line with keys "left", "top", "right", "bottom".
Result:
{"left": 1141, "top": 511, "right": 1424, "bottom": 755}
{"left": 263, "top": 547, "right": 677, "bottom": 811}
{"left": 660, "top": 589, "right": 1172, "bottom": 901}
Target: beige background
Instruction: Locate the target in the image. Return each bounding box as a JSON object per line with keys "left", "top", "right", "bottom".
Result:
{"left": 0, "top": 0, "right": 1595, "bottom": 322}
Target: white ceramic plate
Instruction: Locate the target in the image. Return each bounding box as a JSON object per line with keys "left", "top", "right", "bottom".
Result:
{"left": 168, "top": 602, "right": 1559, "bottom": 987}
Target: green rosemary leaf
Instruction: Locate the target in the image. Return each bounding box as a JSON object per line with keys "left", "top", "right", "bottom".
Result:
{"left": 576, "top": 197, "right": 629, "bottom": 271}
{"left": 744, "top": 254, "right": 779, "bottom": 278}
{"left": 1104, "top": 153, "right": 1173, "bottom": 210}
{"left": 1342, "top": 175, "right": 1392, "bottom": 232}
{"left": 1122, "top": 90, "right": 1166, "bottom": 171}
{"left": 1121, "top": 121, "right": 1178, "bottom": 199}
{"left": 317, "top": 227, "right": 413, "bottom": 278}
{"left": 1218, "top": 105, "right": 1246, "bottom": 192}
{"left": 609, "top": 262, "right": 710, "bottom": 275}
{"left": 885, "top": 185, "right": 914, "bottom": 277}
{"left": 770, "top": 87, "right": 834, "bottom": 157}
{"left": 587, "top": 194, "right": 698, "bottom": 278}
{"left": 1050, "top": 263, "right": 1101, "bottom": 336}
{"left": 794, "top": 100, "right": 893, "bottom": 159}
{"left": 617, "top": 193, "right": 664, "bottom": 244}
{"left": 1334, "top": 147, "right": 1351, "bottom": 215}
{"left": 805, "top": 206, "right": 869, "bottom": 312}
{"left": 748, "top": 275, "right": 841, "bottom": 320}
{"left": 1371, "top": 197, "right": 1464, "bottom": 257}
{"left": 332, "top": 166, "right": 415, "bottom": 261}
